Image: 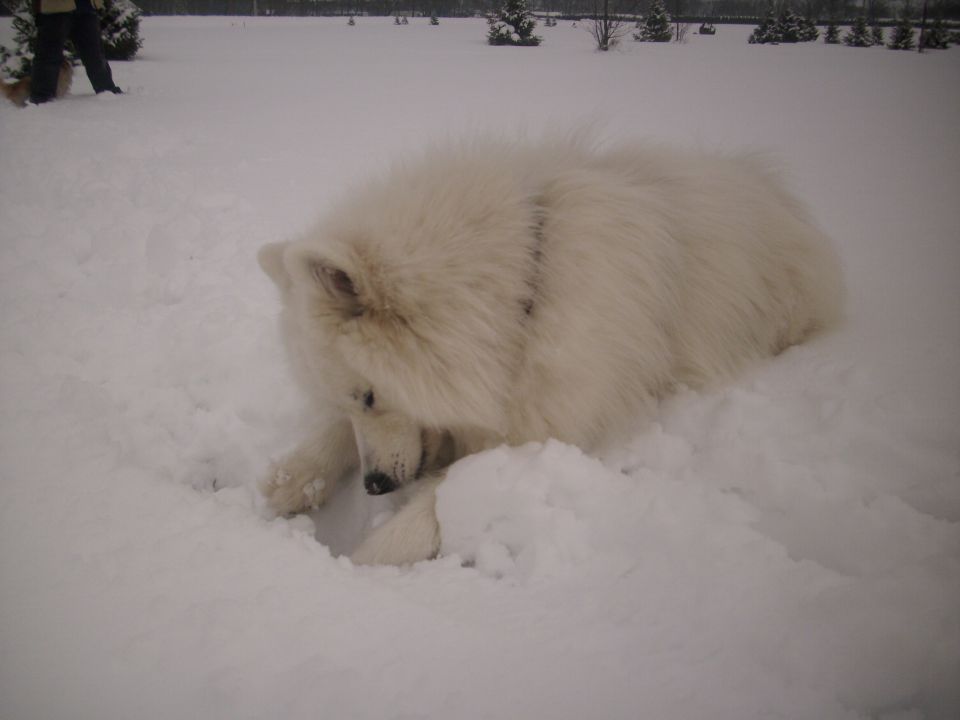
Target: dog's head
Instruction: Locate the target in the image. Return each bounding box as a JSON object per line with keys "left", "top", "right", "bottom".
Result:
{"left": 259, "top": 150, "right": 543, "bottom": 492}
{"left": 260, "top": 230, "right": 499, "bottom": 495}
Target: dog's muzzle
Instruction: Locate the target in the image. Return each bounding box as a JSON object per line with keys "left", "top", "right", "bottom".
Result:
{"left": 352, "top": 421, "right": 392, "bottom": 494}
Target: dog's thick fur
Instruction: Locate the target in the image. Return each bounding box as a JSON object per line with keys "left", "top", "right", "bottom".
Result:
{"left": 259, "top": 136, "right": 843, "bottom": 565}
{"left": 1, "top": 59, "right": 73, "bottom": 107}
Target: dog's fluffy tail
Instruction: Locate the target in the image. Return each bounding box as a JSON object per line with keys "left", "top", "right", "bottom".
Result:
{"left": 350, "top": 475, "right": 442, "bottom": 566}
{"left": 1, "top": 77, "right": 30, "bottom": 107}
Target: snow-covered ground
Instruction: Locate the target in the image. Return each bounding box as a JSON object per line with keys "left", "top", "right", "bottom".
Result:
{"left": 1, "top": 17, "right": 958, "bottom": 720}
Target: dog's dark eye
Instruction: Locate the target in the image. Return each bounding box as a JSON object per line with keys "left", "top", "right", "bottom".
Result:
{"left": 363, "top": 390, "right": 375, "bottom": 409}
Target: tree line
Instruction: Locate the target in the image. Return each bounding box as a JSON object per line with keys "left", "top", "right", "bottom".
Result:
{"left": 24, "top": 0, "right": 949, "bottom": 20}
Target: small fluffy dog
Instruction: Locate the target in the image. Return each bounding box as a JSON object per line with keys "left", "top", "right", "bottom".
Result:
{"left": 258, "top": 136, "right": 844, "bottom": 565}
{"left": 1, "top": 59, "right": 73, "bottom": 107}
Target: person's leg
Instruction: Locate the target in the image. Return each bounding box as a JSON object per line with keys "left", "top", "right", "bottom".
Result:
{"left": 69, "top": 0, "right": 119, "bottom": 93}
{"left": 29, "top": 10, "right": 71, "bottom": 103}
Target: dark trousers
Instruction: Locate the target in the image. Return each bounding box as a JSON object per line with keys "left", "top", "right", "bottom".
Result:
{"left": 30, "top": 0, "right": 116, "bottom": 103}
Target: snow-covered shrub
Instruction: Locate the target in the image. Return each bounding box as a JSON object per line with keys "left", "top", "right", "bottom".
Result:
{"left": 844, "top": 15, "right": 873, "bottom": 46}
{"left": 634, "top": 0, "right": 672, "bottom": 42}
{"left": 0, "top": 6, "right": 41, "bottom": 80}
{"left": 871, "top": 23, "right": 884, "bottom": 45}
{"left": 888, "top": 4, "right": 916, "bottom": 49}
{"left": 750, "top": 4, "right": 818, "bottom": 44}
{"left": 797, "top": 14, "right": 819, "bottom": 41}
{"left": 99, "top": 0, "right": 143, "bottom": 61}
{"left": 749, "top": 4, "right": 778, "bottom": 43}
{"left": 824, "top": 21, "right": 841, "bottom": 43}
{"left": 487, "top": 0, "right": 542, "bottom": 46}
{"left": 921, "top": 16, "right": 950, "bottom": 49}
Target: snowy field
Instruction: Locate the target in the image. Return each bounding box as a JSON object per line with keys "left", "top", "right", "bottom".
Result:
{"left": 1, "top": 16, "right": 959, "bottom": 720}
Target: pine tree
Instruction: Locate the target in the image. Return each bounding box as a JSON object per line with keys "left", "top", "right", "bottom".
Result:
{"left": 871, "top": 24, "right": 884, "bottom": 45}
{"left": 749, "top": 3, "right": 778, "bottom": 43}
{"left": 798, "top": 14, "right": 819, "bottom": 41}
{"left": 0, "top": 6, "right": 42, "bottom": 80}
{"left": 844, "top": 15, "right": 873, "bottom": 45}
{"left": 635, "top": 0, "right": 673, "bottom": 42}
{"left": 487, "top": 0, "right": 542, "bottom": 46}
{"left": 888, "top": 4, "right": 915, "bottom": 49}
{"left": 749, "top": 4, "right": 815, "bottom": 44}
{"left": 776, "top": 7, "right": 804, "bottom": 42}
{"left": 824, "top": 21, "right": 841, "bottom": 43}
{"left": 430, "top": 12, "right": 440, "bottom": 25}
{"left": 99, "top": 0, "right": 143, "bottom": 61}
{"left": 922, "top": 15, "right": 950, "bottom": 48}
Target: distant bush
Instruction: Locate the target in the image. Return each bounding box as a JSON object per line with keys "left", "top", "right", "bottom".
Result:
{"left": 487, "top": 0, "right": 541, "bottom": 45}
{"left": 921, "top": 15, "right": 951, "bottom": 48}
{"left": 843, "top": 15, "right": 873, "bottom": 46}
{"left": 634, "top": 0, "right": 672, "bottom": 42}
{"left": 749, "top": 5, "right": 818, "bottom": 44}
{"left": 888, "top": 4, "right": 916, "bottom": 49}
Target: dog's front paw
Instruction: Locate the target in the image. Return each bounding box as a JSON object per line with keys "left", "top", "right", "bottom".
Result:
{"left": 260, "top": 461, "right": 331, "bottom": 515}
{"left": 350, "top": 483, "right": 441, "bottom": 566}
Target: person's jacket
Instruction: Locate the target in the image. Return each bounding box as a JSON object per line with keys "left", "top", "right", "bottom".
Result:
{"left": 34, "top": 0, "right": 104, "bottom": 14}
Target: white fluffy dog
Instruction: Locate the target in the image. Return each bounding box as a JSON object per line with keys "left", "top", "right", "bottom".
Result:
{"left": 258, "top": 136, "right": 844, "bottom": 565}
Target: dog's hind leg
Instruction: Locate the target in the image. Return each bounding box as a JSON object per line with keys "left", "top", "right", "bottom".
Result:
{"left": 261, "top": 416, "right": 358, "bottom": 515}
{"left": 350, "top": 474, "right": 443, "bottom": 566}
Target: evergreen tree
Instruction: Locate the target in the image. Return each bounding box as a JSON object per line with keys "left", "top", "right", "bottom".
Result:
{"left": 871, "top": 23, "right": 884, "bottom": 45}
{"left": 922, "top": 15, "right": 950, "bottom": 48}
{"left": 888, "top": 4, "right": 915, "bottom": 49}
{"left": 487, "top": 0, "right": 542, "bottom": 46}
{"left": 430, "top": 12, "right": 440, "bottom": 25}
{"left": 348, "top": 15, "right": 356, "bottom": 25}
{"left": 99, "top": 0, "right": 143, "bottom": 61}
{"left": 635, "top": 0, "right": 673, "bottom": 42}
{"left": 798, "top": 14, "right": 819, "bottom": 41}
{"left": 0, "top": 7, "right": 42, "bottom": 80}
{"left": 824, "top": 20, "right": 841, "bottom": 43}
{"left": 748, "top": 3, "right": 778, "bottom": 43}
{"left": 776, "top": 7, "right": 804, "bottom": 42}
{"left": 749, "top": 4, "right": 816, "bottom": 44}
{"left": 844, "top": 14, "right": 873, "bottom": 45}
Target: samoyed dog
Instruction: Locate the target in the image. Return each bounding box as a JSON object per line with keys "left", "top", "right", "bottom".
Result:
{"left": 258, "top": 136, "right": 843, "bottom": 565}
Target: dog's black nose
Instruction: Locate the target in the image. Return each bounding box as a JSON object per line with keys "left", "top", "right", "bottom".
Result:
{"left": 364, "top": 471, "right": 399, "bottom": 496}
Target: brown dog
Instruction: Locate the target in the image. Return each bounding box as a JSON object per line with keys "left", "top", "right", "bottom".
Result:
{"left": 2, "top": 58, "right": 74, "bottom": 107}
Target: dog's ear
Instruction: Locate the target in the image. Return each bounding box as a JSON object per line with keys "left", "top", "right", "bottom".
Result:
{"left": 257, "top": 242, "right": 291, "bottom": 291}
{"left": 287, "top": 249, "right": 364, "bottom": 317}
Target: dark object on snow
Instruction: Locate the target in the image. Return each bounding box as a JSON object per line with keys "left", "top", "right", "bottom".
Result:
{"left": 699, "top": 22, "right": 716, "bottom": 35}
